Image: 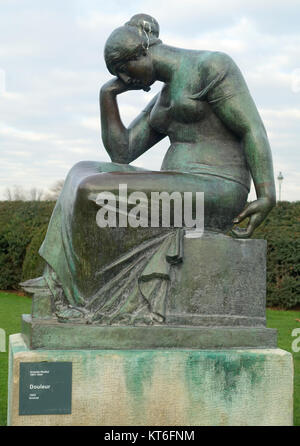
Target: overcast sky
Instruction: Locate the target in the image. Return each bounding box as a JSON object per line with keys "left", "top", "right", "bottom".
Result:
{"left": 0, "top": 0, "right": 299, "bottom": 201}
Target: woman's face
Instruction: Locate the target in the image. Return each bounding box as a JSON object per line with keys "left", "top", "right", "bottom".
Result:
{"left": 116, "top": 52, "right": 155, "bottom": 90}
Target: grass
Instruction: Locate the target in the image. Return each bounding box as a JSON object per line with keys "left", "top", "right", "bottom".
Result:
{"left": 0, "top": 293, "right": 299, "bottom": 426}
{"left": 0, "top": 292, "right": 32, "bottom": 426}
{"left": 266, "top": 308, "right": 300, "bottom": 426}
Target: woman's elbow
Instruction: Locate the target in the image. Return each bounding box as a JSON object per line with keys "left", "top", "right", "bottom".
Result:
{"left": 243, "top": 123, "right": 269, "bottom": 147}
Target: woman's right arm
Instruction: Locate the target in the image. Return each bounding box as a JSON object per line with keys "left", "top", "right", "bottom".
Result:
{"left": 100, "top": 79, "right": 165, "bottom": 163}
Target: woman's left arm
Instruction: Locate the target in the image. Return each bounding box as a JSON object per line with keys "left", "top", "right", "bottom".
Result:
{"left": 204, "top": 52, "right": 276, "bottom": 238}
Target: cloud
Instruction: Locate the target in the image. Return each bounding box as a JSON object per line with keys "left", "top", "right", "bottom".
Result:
{"left": 0, "top": 0, "right": 299, "bottom": 202}
{"left": 81, "top": 117, "right": 100, "bottom": 131}
{"left": 76, "top": 11, "right": 128, "bottom": 32}
{"left": 0, "top": 123, "right": 56, "bottom": 142}
{"left": 261, "top": 108, "right": 300, "bottom": 121}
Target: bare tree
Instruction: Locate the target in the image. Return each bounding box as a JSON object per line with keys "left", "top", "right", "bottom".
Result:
{"left": 29, "top": 187, "right": 44, "bottom": 201}
{"left": 3, "top": 185, "right": 46, "bottom": 201}
{"left": 4, "top": 187, "right": 13, "bottom": 201}
{"left": 44, "top": 179, "right": 65, "bottom": 201}
{"left": 4, "top": 185, "right": 27, "bottom": 201}
{"left": 14, "top": 185, "right": 27, "bottom": 200}
{"left": 3, "top": 182, "right": 65, "bottom": 201}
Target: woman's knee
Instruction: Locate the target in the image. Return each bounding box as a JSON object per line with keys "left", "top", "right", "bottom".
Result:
{"left": 76, "top": 172, "right": 116, "bottom": 200}
{"left": 71, "top": 160, "right": 96, "bottom": 172}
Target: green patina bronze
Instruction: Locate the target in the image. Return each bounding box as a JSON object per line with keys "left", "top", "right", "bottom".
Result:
{"left": 21, "top": 14, "right": 276, "bottom": 344}
{"left": 21, "top": 314, "right": 277, "bottom": 349}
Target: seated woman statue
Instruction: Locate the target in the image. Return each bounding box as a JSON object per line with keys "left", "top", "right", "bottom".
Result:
{"left": 22, "top": 14, "right": 276, "bottom": 325}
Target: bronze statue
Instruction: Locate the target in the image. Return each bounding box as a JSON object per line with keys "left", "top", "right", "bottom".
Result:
{"left": 22, "top": 14, "right": 276, "bottom": 327}
{"left": 100, "top": 13, "right": 275, "bottom": 236}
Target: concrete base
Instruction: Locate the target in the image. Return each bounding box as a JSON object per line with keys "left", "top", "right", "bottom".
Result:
{"left": 8, "top": 334, "right": 293, "bottom": 426}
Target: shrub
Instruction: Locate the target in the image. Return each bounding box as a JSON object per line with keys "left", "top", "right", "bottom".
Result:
{"left": 21, "top": 225, "right": 48, "bottom": 282}
{"left": 0, "top": 201, "right": 54, "bottom": 289}
{"left": 251, "top": 201, "right": 300, "bottom": 309}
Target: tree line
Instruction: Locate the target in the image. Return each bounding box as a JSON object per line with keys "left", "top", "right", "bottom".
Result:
{"left": 3, "top": 180, "right": 64, "bottom": 201}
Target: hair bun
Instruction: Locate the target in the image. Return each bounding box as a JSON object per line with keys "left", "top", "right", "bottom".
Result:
{"left": 125, "top": 13, "right": 160, "bottom": 38}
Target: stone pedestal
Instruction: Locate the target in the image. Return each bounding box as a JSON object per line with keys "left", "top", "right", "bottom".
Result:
{"left": 8, "top": 334, "right": 293, "bottom": 426}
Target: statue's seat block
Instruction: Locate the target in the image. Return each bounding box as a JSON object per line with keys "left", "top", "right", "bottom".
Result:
{"left": 166, "top": 232, "right": 268, "bottom": 326}
{"left": 22, "top": 233, "right": 276, "bottom": 350}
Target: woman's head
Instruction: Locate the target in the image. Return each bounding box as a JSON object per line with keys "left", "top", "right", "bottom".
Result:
{"left": 104, "top": 14, "right": 161, "bottom": 88}
{"left": 125, "top": 13, "right": 160, "bottom": 43}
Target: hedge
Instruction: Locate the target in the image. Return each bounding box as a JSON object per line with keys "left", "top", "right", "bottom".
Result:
{"left": 0, "top": 201, "right": 54, "bottom": 289}
{"left": 0, "top": 200, "right": 299, "bottom": 309}
{"left": 21, "top": 225, "right": 49, "bottom": 282}
{"left": 250, "top": 201, "right": 300, "bottom": 308}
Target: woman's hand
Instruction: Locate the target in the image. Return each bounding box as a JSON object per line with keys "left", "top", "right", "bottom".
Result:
{"left": 101, "top": 77, "right": 149, "bottom": 97}
{"left": 230, "top": 197, "right": 275, "bottom": 238}
{"left": 101, "top": 78, "right": 131, "bottom": 95}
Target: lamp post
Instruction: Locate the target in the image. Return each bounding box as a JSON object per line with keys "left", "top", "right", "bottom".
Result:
{"left": 277, "top": 171, "right": 284, "bottom": 202}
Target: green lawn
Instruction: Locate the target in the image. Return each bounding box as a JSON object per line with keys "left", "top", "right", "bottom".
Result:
{"left": 0, "top": 292, "right": 32, "bottom": 426}
{"left": 0, "top": 293, "right": 299, "bottom": 426}
{"left": 266, "top": 308, "right": 300, "bottom": 426}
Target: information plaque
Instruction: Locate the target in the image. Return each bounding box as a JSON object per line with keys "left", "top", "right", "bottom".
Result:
{"left": 19, "top": 362, "right": 72, "bottom": 415}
